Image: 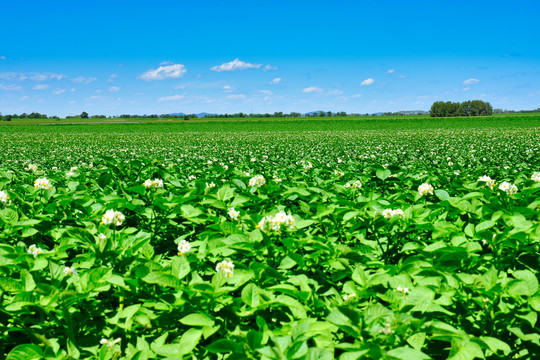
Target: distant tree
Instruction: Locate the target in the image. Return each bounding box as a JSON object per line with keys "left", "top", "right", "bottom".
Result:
{"left": 5, "top": 115, "right": 11, "bottom": 122}
{"left": 80, "top": 111, "right": 89, "bottom": 119}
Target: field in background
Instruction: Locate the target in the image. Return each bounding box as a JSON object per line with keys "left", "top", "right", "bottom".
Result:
{"left": 0, "top": 115, "right": 539, "bottom": 359}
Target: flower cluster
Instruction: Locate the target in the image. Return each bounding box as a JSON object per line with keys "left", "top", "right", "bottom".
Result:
{"left": 382, "top": 208, "right": 405, "bottom": 219}
{"left": 100, "top": 338, "right": 121, "bottom": 348}
{"left": 344, "top": 180, "right": 362, "bottom": 190}
{"left": 34, "top": 178, "right": 52, "bottom": 190}
{"left": 228, "top": 207, "right": 240, "bottom": 220}
{"left": 249, "top": 175, "right": 266, "bottom": 188}
{"left": 143, "top": 178, "right": 164, "bottom": 189}
{"left": 25, "top": 164, "right": 38, "bottom": 172}
{"left": 257, "top": 211, "right": 296, "bottom": 233}
{"left": 28, "top": 244, "right": 44, "bottom": 257}
{"left": 205, "top": 181, "right": 216, "bottom": 189}
{"left": 63, "top": 266, "right": 77, "bottom": 276}
{"left": 216, "top": 260, "right": 234, "bottom": 277}
{"left": 532, "top": 172, "right": 540, "bottom": 182}
{"left": 396, "top": 285, "right": 410, "bottom": 295}
{"left": 101, "top": 210, "right": 125, "bottom": 226}
{"left": 418, "top": 183, "right": 434, "bottom": 196}
{"left": 498, "top": 181, "right": 518, "bottom": 195}
{"left": 478, "top": 175, "right": 496, "bottom": 188}
{"left": 177, "top": 240, "right": 191, "bottom": 255}
{"left": 0, "top": 190, "right": 11, "bottom": 205}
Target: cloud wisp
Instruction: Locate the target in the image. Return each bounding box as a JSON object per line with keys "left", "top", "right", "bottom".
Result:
{"left": 140, "top": 64, "right": 187, "bottom": 81}
{"left": 463, "top": 78, "right": 480, "bottom": 85}
{"left": 361, "top": 78, "right": 374, "bottom": 86}
{"left": 158, "top": 94, "right": 185, "bottom": 101}
{"left": 303, "top": 86, "right": 323, "bottom": 93}
{"left": 211, "top": 59, "right": 265, "bottom": 72}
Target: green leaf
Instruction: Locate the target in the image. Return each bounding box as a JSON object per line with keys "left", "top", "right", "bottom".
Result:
{"left": 6, "top": 344, "right": 43, "bottom": 360}
{"left": 97, "top": 172, "right": 112, "bottom": 188}
{"left": 376, "top": 169, "right": 391, "bottom": 180}
{"left": 21, "top": 270, "right": 36, "bottom": 292}
{"left": 435, "top": 189, "right": 450, "bottom": 201}
{"left": 387, "top": 346, "right": 431, "bottom": 360}
{"left": 475, "top": 220, "right": 496, "bottom": 232}
{"left": 216, "top": 185, "right": 234, "bottom": 201}
{"left": 477, "top": 337, "right": 511, "bottom": 356}
{"left": 206, "top": 339, "right": 244, "bottom": 353}
{"left": 241, "top": 283, "right": 261, "bottom": 308}
{"left": 179, "top": 313, "right": 214, "bottom": 327}
{"left": 508, "top": 270, "right": 538, "bottom": 297}
{"left": 407, "top": 332, "right": 426, "bottom": 351}
{"left": 171, "top": 256, "right": 191, "bottom": 280}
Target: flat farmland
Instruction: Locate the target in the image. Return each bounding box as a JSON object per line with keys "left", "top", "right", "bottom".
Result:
{"left": 0, "top": 115, "right": 539, "bottom": 359}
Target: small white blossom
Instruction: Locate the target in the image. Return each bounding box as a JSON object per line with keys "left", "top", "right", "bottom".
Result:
{"left": 0, "top": 190, "right": 11, "bottom": 205}
{"left": 249, "top": 175, "right": 266, "bottom": 188}
{"left": 187, "top": 175, "right": 197, "bottom": 181}
{"left": 100, "top": 338, "right": 121, "bottom": 347}
{"left": 216, "top": 260, "right": 234, "bottom": 277}
{"left": 382, "top": 209, "right": 404, "bottom": 219}
{"left": 344, "top": 180, "right": 362, "bottom": 190}
{"left": 66, "top": 171, "right": 75, "bottom": 177}
{"left": 532, "top": 172, "right": 540, "bottom": 182}
{"left": 396, "top": 285, "right": 410, "bottom": 295}
{"left": 418, "top": 183, "right": 434, "bottom": 196}
{"left": 28, "top": 244, "right": 44, "bottom": 257}
{"left": 101, "top": 210, "right": 125, "bottom": 226}
{"left": 205, "top": 181, "right": 216, "bottom": 189}
{"left": 228, "top": 207, "right": 240, "bottom": 220}
{"left": 177, "top": 240, "right": 191, "bottom": 255}
{"left": 478, "top": 175, "right": 496, "bottom": 188}
{"left": 499, "top": 181, "right": 518, "bottom": 195}
{"left": 257, "top": 212, "right": 296, "bottom": 233}
{"left": 273, "top": 175, "right": 282, "bottom": 182}
{"left": 63, "top": 266, "right": 77, "bottom": 276}
{"left": 26, "top": 164, "right": 38, "bottom": 172}
{"left": 143, "top": 178, "right": 164, "bottom": 189}
{"left": 34, "top": 178, "right": 52, "bottom": 190}
{"left": 98, "top": 233, "right": 107, "bottom": 240}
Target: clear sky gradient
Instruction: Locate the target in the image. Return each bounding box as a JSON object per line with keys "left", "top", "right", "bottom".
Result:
{"left": 1, "top": 0, "right": 539, "bottom": 116}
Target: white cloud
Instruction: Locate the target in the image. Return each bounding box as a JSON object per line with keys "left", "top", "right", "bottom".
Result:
{"left": 223, "top": 85, "right": 234, "bottom": 92}
{"left": 386, "top": 69, "right": 395, "bottom": 74}
{"left": 211, "top": 59, "right": 262, "bottom": 72}
{"left": 463, "top": 78, "right": 480, "bottom": 85}
{"left": 0, "top": 84, "right": 22, "bottom": 91}
{"left": 463, "top": 87, "right": 470, "bottom": 91}
{"left": 303, "top": 86, "right": 323, "bottom": 93}
{"left": 53, "top": 89, "right": 66, "bottom": 95}
{"left": 351, "top": 94, "right": 363, "bottom": 98}
{"left": 33, "top": 84, "right": 49, "bottom": 90}
{"left": 328, "top": 89, "right": 344, "bottom": 95}
{"left": 174, "top": 84, "right": 186, "bottom": 89}
{"left": 107, "top": 74, "right": 118, "bottom": 82}
{"left": 140, "top": 64, "right": 187, "bottom": 80}
{"left": 72, "top": 76, "right": 97, "bottom": 84}
{"left": 89, "top": 95, "right": 102, "bottom": 100}
{"left": 0, "top": 72, "right": 65, "bottom": 81}
{"left": 361, "top": 78, "right": 374, "bottom": 86}
{"left": 109, "top": 86, "right": 120, "bottom": 92}
{"left": 270, "top": 77, "right": 282, "bottom": 85}
{"left": 226, "top": 94, "right": 246, "bottom": 100}
{"left": 160, "top": 61, "right": 174, "bottom": 66}
{"left": 158, "top": 95, "right": 185, "bottom": 101}
{"left": 263, "top": 64, "right": 277, "bottom": 71}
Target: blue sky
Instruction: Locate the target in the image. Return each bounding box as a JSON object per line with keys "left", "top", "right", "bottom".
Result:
{"left": 1, "top": 0, "right": 539, "bottom": 116}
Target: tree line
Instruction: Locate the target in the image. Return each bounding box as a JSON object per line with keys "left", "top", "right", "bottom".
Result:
{"left": 429, "top": 100, "right": 493, "bottom": 117}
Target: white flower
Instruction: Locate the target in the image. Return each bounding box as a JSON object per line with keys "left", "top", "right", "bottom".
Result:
{"left": 205, "top": 181, "right": 216, "bottom": 189}
{"left": 396, "top": 285, "right": 410, "bottom": 295}
{"left": 228, "top": 207, "right": 240, "bottom": 220}
{"left": 143, "top": 178, "right": 164, "bottom": 189}
{"left": 532, "top": 172, "right": 540, "bottom": 182}
{"left": 273, "top": 175, "right": 282, "bottom": 182}
{"left": 187, "top": 175, "right": 197, "bottom": 181}
{"left": 101, "top": 210, "right": 125, "bottom": 226}
{"left": 499, "top": 181, "right": 518, "bottom": 195}
{"left": 478, "top": 175, "right": 495, "bottom": 188}
{"left": 345, "top": 180, "right": 362, "bottom": 190}
{"left": 216, "top": 260, "right": 234, "bottom": 277}
{"left": 52, "top": 166, "right": 58, "bottom": 170}
{"left": 0, "top": 190, "right": 11, "bottom": 205}
{"left": 249, "top": 175, "right": 266, "bottom": 188}
{"left": 63, "top": 266, "right": 77, "bottom": 276}
{"left": 207, "top": 160, "right": 213, "bottom": 165}
{"left": 243, "top": 171, "right": 251, "bottom": 177}
{"left": 382, "top": 209, "right": 404, "bottom": 219}
{"left": 34, "top": 178, "right": 52, "bottom": 190}
{"left": 100, "top": 338, "right": 121, "bottom": 347}
{"left": 177, "top": 240, "right": 191, "bottom": 255}
{"left": 26, "top": 164, "right": 38, "bottom": 172}
{"left": 334, "top": 170, "right": 345, "bottom": 176}
{"left": 257, "top": 212, "right": 296, "bottom": 233}
{"left": 251, "top": 157, "right": 257, "bottom": 162}
{"left": 28, "top": 244, "right": 44, "bottom": 257}
{"left": 418, "top": 183, "right": 434, "bottom": 196}
{"left": 66, "top": 171, "right": 75, "bottom": 177}
{"left": 98, "top": 233, "right": 107, "bottom": 240}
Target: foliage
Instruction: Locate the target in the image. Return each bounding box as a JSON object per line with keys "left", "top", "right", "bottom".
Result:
{"left": 430, "top": 100, "right": 493, "bottom": 117}
{"left": 0, "top": 120, "right": 539, "bottom": 359}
